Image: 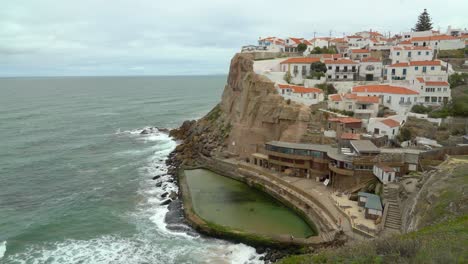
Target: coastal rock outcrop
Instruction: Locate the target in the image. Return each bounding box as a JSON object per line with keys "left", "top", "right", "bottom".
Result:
{"left": 169, "top": 53, "right": 313, "bottom": 164}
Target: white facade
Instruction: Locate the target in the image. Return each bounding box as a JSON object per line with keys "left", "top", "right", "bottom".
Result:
{"left": 349, "top": 49, "right": 371, "bottom": 60}
{"left": 411, "top": 35, "right": 465, "bottom": 50}
{"left": 390, "top": 46, "right": 433, "bottom": 63}
{"left": 367, "top": 118, "right": 401, "bottom": 140}
{"left": 359, "top": 59, "right": 383, "bottom": 80}
{"left": 280, "top": 57, "right": 322, "bottom": 84}
{"left": 325, "top": 59, "right": 359, "bottom": 81}
{"left": 328, "top": 93, "right": 380, "bottom": 119}
{"left": 401, "top": 30, "right": 436, "bottom": 41}
{"left": 373, "top": 165, "right": 396, "bottom": 184}
{"left": 277, "top": 84, "right": 324, "bottom": 106}
{"left": 386, "top": 60, "right": 446, "bottom": 82}
{"left": 352, "top": 85, "right": 419, "bottom": 115}
{"left": 411, "top": 78, "right": 451, "bottom": 105}
{"left": 346, "top": 36, "right": 370, "bottom": 48}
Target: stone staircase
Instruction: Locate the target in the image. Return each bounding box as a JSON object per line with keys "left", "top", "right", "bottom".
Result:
{"left": 382, "top": 184, "right": 402, "bottom": 232}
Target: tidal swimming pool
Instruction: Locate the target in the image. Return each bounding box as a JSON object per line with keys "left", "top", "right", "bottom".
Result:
{"left": 184, "top": 169, "right": 316, "bottom": 238}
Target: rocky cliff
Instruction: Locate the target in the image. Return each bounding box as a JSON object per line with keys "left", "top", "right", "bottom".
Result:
{"left": 169, "top": 53, "right": 313, "bottom": 166}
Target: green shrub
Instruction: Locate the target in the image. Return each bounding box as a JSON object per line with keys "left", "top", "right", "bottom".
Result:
{"left": 411, "top": 104, "right": 432, "bottom": 114}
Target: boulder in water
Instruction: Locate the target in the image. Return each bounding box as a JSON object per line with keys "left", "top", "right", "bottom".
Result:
{"left": 155, "top": 182, "right": 163, "bottom": 188}
{"left": 152, "top": 175, "right": 161, "bottom": 180}
{"left": 161, "top": 199, "right": 172, "bottom": 206}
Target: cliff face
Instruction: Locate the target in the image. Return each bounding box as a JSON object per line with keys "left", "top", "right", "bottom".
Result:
{"left": 170, "top": 53, "right": 313, "bottom": 164}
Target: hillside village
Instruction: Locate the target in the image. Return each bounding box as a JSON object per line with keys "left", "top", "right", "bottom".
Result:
{"left": 229, "top": 12, "right": 468, "bottom": 239}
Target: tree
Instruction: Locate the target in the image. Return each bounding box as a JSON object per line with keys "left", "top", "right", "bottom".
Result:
{"left": 413, "top": 9, "right": 433, "bottom": 31}
{"left": 283, "top": 71, "right": 292, "bottom": 83}
{"left": 297, "top": 43, "right": 308, "bottom": 53}
{"left": 310, "top": 61, "right": 327, "bottom": 73}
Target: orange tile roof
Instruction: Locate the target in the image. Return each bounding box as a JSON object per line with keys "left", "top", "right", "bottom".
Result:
{"left": 289, "top": 37, "right": 304, "bottom": 44}
{"left": 380, "top": 119, "right": 400, "bottom": 128}
{"left": 303, "top": 40, "right": 312, "bottom": 45}
{"left": 350, "top": 49, "right": 370, "bottom": 53}
{"left": 329, "top": 117, "right": 362, "bottom": 124}
{"left": 329, "top": 94, "right": 342, "bottom": 101}
{"left": 361, "top": 57, "right": 381, "bottom": 62}
{"left": 341, "top": 133, "right": 361, "bottom": 140}
{"left": 324, "top": 59, "right": 358, "bottom": 65}
{"left": 278, "top": 84, "right": 323, "bottom": 93}
{"left": 393, "top": 46, "right": 432, "bottom": 50}
{"left": 389, "top": 62, "right": 409, "bottom": 67}
{"left": 425, "top": 81, "right": 449, "bottom": 86}
{"left": 347, "top": 35, "right": 362, "bottom": 39}
{"left": 322, "top": 54, "right": 343, "bottom": 59}
{"left": 280, "top": 57, "right": 321, "bottom": 64}
{"left": 344, "top": 93, "right": 358, "bottom": 99}
{"left": 353, "top": 85, "right": 419, "bottom": 95}
{"left": 416, "top": 77, "right": 425, "bottom": 83}
{"left": 411, "top": 35, "right": 458, "bottom": 41}
{"left": 410, "top": 60, "right": 441, "bottom": 66}
{"left": 389, "top": 60, "right": 441, "bottom": 67}
{"left": 355, "top": 96, "right": 380, "bottom": 103}
{"left": 398, "top": 40, "right": 412, "bottom": 44}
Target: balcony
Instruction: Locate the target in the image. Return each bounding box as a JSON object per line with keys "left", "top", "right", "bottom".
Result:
{"left": 399, "top": 101, "right": 412, "bottom": 105}
{"left": 329, "top": 163, "right": 354, "bottom": 176}
{"left": 354, "top": 109, "right": 375, "bottom": 114}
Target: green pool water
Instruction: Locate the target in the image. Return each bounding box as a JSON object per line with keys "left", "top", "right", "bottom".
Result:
{"left": 184, "top": 169, "right": 316, "bottom": 238}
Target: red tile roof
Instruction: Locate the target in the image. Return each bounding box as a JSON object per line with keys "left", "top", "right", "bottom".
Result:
{"left": 278, "top": 84, "right": 323, "bottom": 93}
{"left": 329, "top": 94, "right": 342, "bottom": 101}
{"left": 410, "top": 60, "right": 441, "bottom": 66}
{"left": 347, "top": 35, "right": 362, "bottom": 39}
{"left": 344, "top": 93, "right": 358, "bottom": 99}
{"left": 425, "top": 81, "right": 449, "bottom": 86}
{"left": 353, "top": 85, "right": 419, "bottom": 95}
{"left": 324, "top": 59, "right": 358, "bottom": 65}
{"left": 322, "top": 54, "right": 342, "bottom": 59}
{"left": 411, "top": 35, "right": 458, "bottom": 41}
{"left": 341, "top": 133, "right": 361, "bottom": 140}
{"left": 280, "top": 57, "right": 321, "bottom": 64}
{"left": 389, "top": 60, "right": 441, "bottom": 67}
{"left": 361, "top": 57, "right": 381, "bottom": 62}
{"left": 356, "top": 96, "right": 380, "bottom": 103}
{"left": 416, "top": 77, "right": 425, "bottom": 83}
{"left": 350, "top": 49, "right": 370, "bottom": 53}
{"left": 398, "top": 40, "right": 412, "bottom": 45}
{"left": 380, "top": 119, "right": 400, "bottom": 128}
{"left": 329, "top": 117, "right": 362, "bottom": 124}
{"left": 289, "top": 37, "right": 304, "bottom": 44}
{"left": 393, "top": 46, "right": 432, "bottom": 50}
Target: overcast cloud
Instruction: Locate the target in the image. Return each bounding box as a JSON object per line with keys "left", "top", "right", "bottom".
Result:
{"left": 1, "top": 0, "right": 466, "bottom": 76}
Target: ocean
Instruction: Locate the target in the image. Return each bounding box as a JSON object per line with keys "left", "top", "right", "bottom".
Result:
{"left": 0, "top": 76, "right": 263, "bottom": 263}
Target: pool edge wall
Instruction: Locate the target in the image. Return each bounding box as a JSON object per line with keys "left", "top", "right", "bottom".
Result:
{"left": 177, "top": 164, "right": 331, "bottom": 248}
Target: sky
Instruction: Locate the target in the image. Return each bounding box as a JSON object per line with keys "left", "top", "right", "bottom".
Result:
{"left": 1, "top": 0, "right": 467, "bottom": 77}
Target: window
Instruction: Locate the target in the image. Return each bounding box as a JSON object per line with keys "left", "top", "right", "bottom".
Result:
{"left": 426, "top": 51, "right": 429, "bottom": 55}
{"left": 366, "top": 65, "right": 375, "bottom": 71}
{"left": 437, "top": 88, "right": 441, "bottom": 92}
{"left": 352, "top": 66, "right": 356, "bottom": 72}
{"left": 391, "top": 69, "right": 395, "bottom": 75}
{"left": 415, "top": 66, "right": 419, "bottom": 70}
{"left": 431, "top": 66, "right": 435, "bottom": 70}
{"left": 422, "top": 66, "right": 427, "bottom": 73}
{"left": 344, "top": 75, "right": 348, "bottom": 79}
{"left": 328, "top": 66, "right": 332, "bottom": 70}
{"left": 403, "top": 69, "right": 407, "bottom": 75}
{"left": 408, "top": 51, "right": 411, "bottom": 57}
{"left": 418, "top": 51, "right": 421, "bottom": 55}
{"left": 396, "top": 51, "right": 400, "bottom": 56}
{"left": 348, "top": 105, "right": 352, "bottom": 110}
{"left": 328, "top": 75, "right": 332, "bottom": 79}
{"left": 443, "top": 88, "right": 447, "bottom": 92}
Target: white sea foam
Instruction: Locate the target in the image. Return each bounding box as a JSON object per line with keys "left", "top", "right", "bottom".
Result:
{"left": 5, "top": 126, "right": 262, "bottom": 264}
{"left": 0, "top": 241, "right": 6, "bottom": 259}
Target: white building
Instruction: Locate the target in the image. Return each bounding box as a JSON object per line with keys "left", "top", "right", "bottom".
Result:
{"left": 359, "top": 57, "right": 383, "bottom": 81}
{"left": 309, "top": 37, "right": 330, "bottom": 49}
{"left": 324, "top": 59, "right": 359, "bottom": 81}
{"left": 284, "top": 38, "right": 311, "bottom": 53}
{"left": 386, "top": 60, "right": 446, "bottom": 82}
{"left": 277, "top": 84, "right": 324, "bottom": 105}
{"left": 352, "top": 84, "right": 419, "bottom": 114}
{"left": 412, "top": 78, "right": 451, "bottom": 105}
{"left": 328, "top": 93, "right": 380, "bottom": 119}
{"left": 349, "top": 49, "right": 371, "bottom": 60}
{"left": 280, "top": 57, "right": 322, "bottom": 84}
{"left": 346, "top": 35, "right": 370, "bottom": 49}
{"left": 390, "top": 46, "right": 433, "bottom": 63}
{"left": 400, "top": 29, "right": 438, "bottom": 41}
{"left": 367, "top": 118, "right": 401, "bottom": 140}
{"left": 410, "top": 35, "right": 465, "bottom": 50}
{"left": 257, "top": 37, "right": 285, "bottom": 52}
{"left": 373, "top": 164, "right": 397, "bottom": 184}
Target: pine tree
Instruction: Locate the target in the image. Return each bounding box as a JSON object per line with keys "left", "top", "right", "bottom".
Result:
{"left": 412, "top": 9, "right": 433, "bottom": 31}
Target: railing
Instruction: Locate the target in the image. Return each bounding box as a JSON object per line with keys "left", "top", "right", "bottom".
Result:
{"left": 328, "top": 163, "right": 354, "bottom": 176}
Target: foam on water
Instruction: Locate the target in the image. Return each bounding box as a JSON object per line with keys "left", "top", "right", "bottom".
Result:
{"left": 4, "top": 127, "right": 263, "bottom": 264}
{"left": 0, "top": 241, "right": 6, "bottom": 259}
